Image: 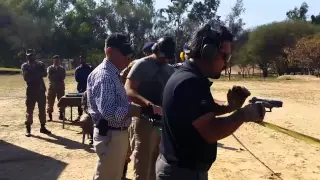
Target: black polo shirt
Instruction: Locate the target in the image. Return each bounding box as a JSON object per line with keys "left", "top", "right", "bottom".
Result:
{"left": 160, "top": 60, "right": 219, "bottom": 171}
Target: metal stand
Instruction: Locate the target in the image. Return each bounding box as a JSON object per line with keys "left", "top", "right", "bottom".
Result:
{"left": 70, "top": 107, "right": 73, "bottom": 121}
{"left": 62, "top": 107, "right": 73, "bottom": 129}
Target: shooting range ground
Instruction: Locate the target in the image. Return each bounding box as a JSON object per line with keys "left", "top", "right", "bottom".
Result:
{"left": 0, "top": 75, "right": 319, "bottom": 180}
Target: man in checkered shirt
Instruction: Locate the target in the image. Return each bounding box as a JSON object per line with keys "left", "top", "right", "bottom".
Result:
{"left": 87, "top": 33, "right": 142, "bottom": 180}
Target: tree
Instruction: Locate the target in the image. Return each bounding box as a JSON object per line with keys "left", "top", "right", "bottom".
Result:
{"left": 284, "top": 35, "right": 320, "bottom": 74}
{"left": 232, "top": 30, "right": 255, "bottom": 77}
{"left": 224, "top": 0, "right": 246, "bottom": 79}
{"left": 246, "top": 20, "right": 320, "bottom": 77}
{"left": 158, "top": 0, "right": 193, "bottom": 63}
{"left": 286, "top": 2, "right": 309, "bottom": 21}
{"left": 188, "top": 0, "right": 220, "bottom": 25}
{"left": 311, "top": 14, "right": 320, "bottom": 25}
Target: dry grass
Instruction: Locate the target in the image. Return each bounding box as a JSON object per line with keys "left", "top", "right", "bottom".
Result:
{"left": 1, "top": 75, "right": 320, "bottom": 180}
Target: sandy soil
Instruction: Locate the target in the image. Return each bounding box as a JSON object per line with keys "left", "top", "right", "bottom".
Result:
{"left": 0, "top": 75, "right": 320, "bottom": 180}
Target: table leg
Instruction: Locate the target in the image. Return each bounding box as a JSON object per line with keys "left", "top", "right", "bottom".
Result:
{"left": 63, "top": 109, "right": 65, "bottom": 129}
{"left": 70, "top": 107, "right": 73, "bottom": 122}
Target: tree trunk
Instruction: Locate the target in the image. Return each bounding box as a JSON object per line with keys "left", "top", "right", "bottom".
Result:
{"left": 228, "top": 66, "right": 232, "bottom": 80}
{"left": 262, "top": 69, "right": 268, "bottom": 78}
{"left": 252, "top": 65, "right": 255, "bottom": 76}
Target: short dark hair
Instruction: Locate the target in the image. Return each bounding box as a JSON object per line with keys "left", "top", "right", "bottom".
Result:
{"left": 105, "top": 33, "right": 133, "bottom": 56}
{"left": 189, "top": 24, "right": 234, "bottom": 60}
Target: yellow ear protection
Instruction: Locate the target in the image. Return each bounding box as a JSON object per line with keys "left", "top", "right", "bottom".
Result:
{"left": 180, "top": 52, "right": 185, "bottom": 61}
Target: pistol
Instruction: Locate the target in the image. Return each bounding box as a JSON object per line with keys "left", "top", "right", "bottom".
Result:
{"left": 249, "top": 97, "right": 283, "bottom": 112}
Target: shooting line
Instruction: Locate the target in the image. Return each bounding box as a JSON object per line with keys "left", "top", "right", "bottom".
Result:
{"left": 248, "top": 97, "right": 320, "bottom": 148}
{"left": 257, "top": 122, "right": 320, "bottom": 148}
{"left": 232, "top": 134, "right": 284, "bottom": 180}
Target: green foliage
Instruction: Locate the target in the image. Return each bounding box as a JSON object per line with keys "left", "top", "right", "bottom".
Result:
{"left": 159, "top": 0, "right": 221, "bottom": 63}
{"left": 86, "top": 48, "right": 105, "bottom": 67}
{"left": 311, "top": 14, "right": 320, "bottom": 25}
{"left": 286, "top": 2, "right": 309, "bottom": 20}
{"left": 245, "top": 20, "right": 320, "bottom": 76}
{"left": 188, "top": 0, "right": 220, "bottom": 25}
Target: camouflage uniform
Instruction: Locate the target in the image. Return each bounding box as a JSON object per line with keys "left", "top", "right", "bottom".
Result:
{"left": 21, "top": 61, "right": 48, "bottom": 128}
{"left": 47, "top": 65, "right": 66, "bottom": 118}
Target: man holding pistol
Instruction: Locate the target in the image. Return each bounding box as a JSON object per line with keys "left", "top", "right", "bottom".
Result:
{"left": 157, "top": 24, "right": 266, "bottom": 180}
{"left": 47, "top": 55, "right": 66, "bottom": 121}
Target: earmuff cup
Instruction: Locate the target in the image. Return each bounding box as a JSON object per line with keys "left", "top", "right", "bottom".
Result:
{"left": 201, "top": 44, "right": 218, "bottom": 62}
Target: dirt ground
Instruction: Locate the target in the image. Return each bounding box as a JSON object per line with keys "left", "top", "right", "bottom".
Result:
{"left": 0, "top": 75, "right": 320, "bottom": 180}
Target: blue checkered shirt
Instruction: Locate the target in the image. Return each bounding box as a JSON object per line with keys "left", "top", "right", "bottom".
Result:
{"left": 87, "top": 59, "right": 130, "bottom": 128}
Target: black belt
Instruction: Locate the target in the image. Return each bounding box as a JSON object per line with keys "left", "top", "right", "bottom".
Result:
{"left": 96, "top": 119, "right": 128, "bottom": 136}
{"left": 108, "top": 126, "right": 128, "bottom": 131}
{"left": 159, "top": 154, "right": 211, "bottom": 171}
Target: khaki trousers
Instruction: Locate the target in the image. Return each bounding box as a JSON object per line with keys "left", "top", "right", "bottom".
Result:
{"left": 25, "top": 90, "right": 46, "bottom": 126}
{"left": 47, "top": 85, "right": 65, "bottom": 114}
{"left": 93, "top": 128, "right": 129, "bottom": 180}
{"left": 131, "top": 116, "right": 161, "bottom": 180}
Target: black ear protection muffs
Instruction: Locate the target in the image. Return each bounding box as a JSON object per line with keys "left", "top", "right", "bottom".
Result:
{"left": 151, "top": 37, "right": 176, "bottom": 59}
{"left": 201, "top": 43, "right": 218, "bottom": 62}
{"left": 200, "top": 24, "right": 222, "bottom": 62}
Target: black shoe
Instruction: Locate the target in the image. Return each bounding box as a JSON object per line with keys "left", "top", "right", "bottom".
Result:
{"left": 59, "top": 113, "right": 64, "bottom": 120}
{"left": 48, "top": 113, "right": 52, "bottom": 122}
{"left": 40, "top": 126, "right": 52, "bottom": 135}
{"left": 25, "top": 126, "right": 31, "bottom": 137}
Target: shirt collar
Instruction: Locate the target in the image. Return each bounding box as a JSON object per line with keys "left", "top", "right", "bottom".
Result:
{"left": 183, "top": 59, "right": 213, "bottom": 87}
{"left": 103, "top": 58, "right": 120, "bottom": 75}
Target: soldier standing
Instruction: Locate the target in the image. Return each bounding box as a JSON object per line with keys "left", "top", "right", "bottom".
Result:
{"left": 21, "top": 49, "right": 52, "bottom": 137}
{"left": 47, "top": 55, "right": 66, "bottom": 121}
{"left": 75, "top": 55, "right": 93, "bottom": 121}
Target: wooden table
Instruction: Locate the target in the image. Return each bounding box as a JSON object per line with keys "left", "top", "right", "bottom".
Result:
{"left": 57, "top": 93, "right": 83, "bottom": 129}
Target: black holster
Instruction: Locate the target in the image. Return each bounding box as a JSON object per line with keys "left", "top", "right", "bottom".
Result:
{"left": 97, "top": 119, "right": 109, "bottom": 136}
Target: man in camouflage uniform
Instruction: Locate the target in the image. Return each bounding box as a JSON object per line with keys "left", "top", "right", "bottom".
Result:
{"left": 21, "top": 49, "right": 52, "bottom": 137}
{"left": 47, "top": 55, "right": 66, "bottom": 121}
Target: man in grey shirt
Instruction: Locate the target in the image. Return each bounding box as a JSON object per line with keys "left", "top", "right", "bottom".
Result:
{"left": 125, "top": 37, "right": 176, "bottom": 180}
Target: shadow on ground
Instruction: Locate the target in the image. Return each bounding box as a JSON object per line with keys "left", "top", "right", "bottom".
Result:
{"left": 217, "top": 142, "right": 239, "bottom": 151}
{"left": 32, "top": 134, "right": 94, "bottom": 153}
{"left": 0, "top": 140, "right": 67, "bottom": 180}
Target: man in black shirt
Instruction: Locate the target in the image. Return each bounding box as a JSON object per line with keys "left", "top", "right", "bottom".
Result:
{"left": 75, "top": 55, "right": 93, "bottom": 121}
{"left": 157, "top": 24, "right": 266, "bottom": 180}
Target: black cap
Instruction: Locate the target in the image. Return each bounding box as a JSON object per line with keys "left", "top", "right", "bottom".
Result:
{"left": 142, "top": 42, "right": 155, "bottom": 53}
{"left": 26, "top": 49, "right": 35, "bottom": 56}
{"left": 105, "top": 33, "right": 133, "bottom": 56}
{"left": 53, "top": 55, "right": 60, "bottom": 59}
{"left": 157, "top": 36, "right": 176, "bottom": 59}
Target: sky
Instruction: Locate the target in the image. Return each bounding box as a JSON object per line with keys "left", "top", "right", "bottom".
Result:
{"left": 155, "top": 0, "right": 320, "bottom": 29}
